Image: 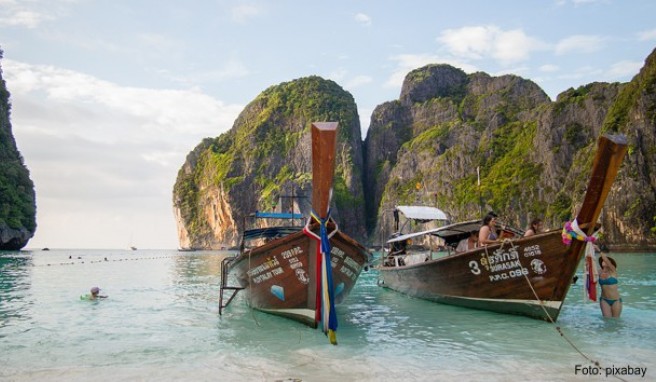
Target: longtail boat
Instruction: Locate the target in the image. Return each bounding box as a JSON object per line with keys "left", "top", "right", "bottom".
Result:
{"left": 220, "top": 122, "right": 369, "bottom": 344}
{"left": 377, "top": 134, "right": 628, "bottom": 321}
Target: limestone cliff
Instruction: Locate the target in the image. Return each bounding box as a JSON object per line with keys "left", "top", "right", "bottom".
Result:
{"left": 365, "top": 50, "right": 656, "bottom": 250}
{"left": 172, "top": 76, "right": 366, "bottom": 249}
{"left": 175, "top": 49, "right": 656, "bottom": 251}
{"left": 0, "top": 49, "right": 37, "bottom": 250}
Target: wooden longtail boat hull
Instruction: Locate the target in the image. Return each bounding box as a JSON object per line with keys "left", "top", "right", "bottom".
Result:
{"left": 380, "top": 230, "right": 575, "bottom": 320}
{"left": 226, "top": 122, "right": 369, "bottom": 328}
{"left": 379, "top": 134, "right": 628, "bottom": 321}
{"left": 230, "top": 228, "right": 368, "bottom": 326}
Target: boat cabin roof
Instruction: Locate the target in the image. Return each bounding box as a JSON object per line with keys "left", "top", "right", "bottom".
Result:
{"left": 396, "top": 205, "right": 448, "bottom": 221}
{"left": 387, "top": 219, "right": 482, "bottom": 246}
{"left": 250, "top": 211, "right": 304, "bottom": 219}
{"left": 242, "top": 226, "right": 303, "bottom": 241}
{"left": 387, "top": 219, "right": 525, "bottom": 247}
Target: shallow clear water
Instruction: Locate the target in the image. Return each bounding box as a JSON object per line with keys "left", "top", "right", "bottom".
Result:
{"left": 1, "top": 249, "right": 654, "bottom": 381}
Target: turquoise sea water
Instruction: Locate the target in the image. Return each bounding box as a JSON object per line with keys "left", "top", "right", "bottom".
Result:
{"left": 1, "top": 249, "right": 654, "bottom": 381}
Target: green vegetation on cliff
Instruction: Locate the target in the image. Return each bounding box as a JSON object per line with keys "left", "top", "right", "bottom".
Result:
{"left": 173, "top": 76, "right": 364, "bottom": 246}
{"left": 0, "top": 48, "right": 37, "bottom": 245}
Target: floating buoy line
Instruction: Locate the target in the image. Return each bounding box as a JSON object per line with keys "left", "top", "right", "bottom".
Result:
{"left": 0, "top": 252, "right": 229, "bottom": 268}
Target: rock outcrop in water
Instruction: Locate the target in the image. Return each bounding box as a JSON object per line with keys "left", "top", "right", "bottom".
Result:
{"left": 0, "top": 49, "right": 37, "bottom": 250}
{"left": 175, "top": 48, "right": 656, "bottom": 251}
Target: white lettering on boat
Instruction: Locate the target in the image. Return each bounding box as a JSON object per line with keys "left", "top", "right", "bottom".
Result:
{"left": 331, "top": 246, "right": 345, "bottom": 258}
{"left": 281, "top": 246, "right": 303, "bottom": 259}
{"left": 252, "top": 266, "right": 284, "bottom": 284}
{"left": 468, "top": 243, "right": 529, "bottom": 282}
{"left": 340, "top": 265, "right": 355, "bottom": 280}
{"left": 523, "top": 245, "right": 542, "bottom": 257}
{"left": 247, "top": 256, "right": 280, "bottom": 277}
{"left": 469, "top": 260, "right": 481, "bottom": 275}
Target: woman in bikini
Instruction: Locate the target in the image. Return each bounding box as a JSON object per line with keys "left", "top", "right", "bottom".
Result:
{"left": 598, "top": 250, "right": 622, "bottom": 318}
{"left": 478, "top": 212, "right": 498, "bottom": 246}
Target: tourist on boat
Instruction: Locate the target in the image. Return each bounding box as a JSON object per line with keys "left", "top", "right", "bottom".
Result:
{"left": 478, "top": 212, "right": 499, "bottom": 246}
{"left": 523, "top": 218, "right": 543, "bottom": 237}
{"left": 598, "top": 246, "right": 622, "bottom": 318}
{"left": 385, "top": 237, "right": 408, "bottom": 266}
{"left": 456, "top": 230, "right": 478, "bottom": 253}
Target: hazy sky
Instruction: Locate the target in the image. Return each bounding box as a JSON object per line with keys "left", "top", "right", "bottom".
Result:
{"left": 1, "top": 0, "right": 655, "bottom": 249}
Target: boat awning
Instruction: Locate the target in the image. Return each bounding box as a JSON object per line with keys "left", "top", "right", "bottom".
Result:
{"left": 242, "top": 226, "right": 303, "bottom": 241}
{"left": 396, "top": 205, "right": 448, "bottom": 221}
{"left": 251, "top": 211, "right": 304, "bottom": 219}
{"left": 386, "top": 219, "right": 482, "bottom": 244}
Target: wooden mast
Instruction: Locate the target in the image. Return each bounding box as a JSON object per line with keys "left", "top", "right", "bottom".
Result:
{"left": 311, "top": 122, "right": 338, "bottom": 219}
{"left": 574, "top": 134, "right": 628, "bottom": 234}
{"left": 553, "top": 134, "right": 627, "bottom": 304}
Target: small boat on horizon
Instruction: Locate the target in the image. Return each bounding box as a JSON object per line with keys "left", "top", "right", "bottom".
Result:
{"left": 220, "top": 122, "right": 370, "bottom": 344}
{"left": 377, "top": 134, "right": 628, "bottom": 322}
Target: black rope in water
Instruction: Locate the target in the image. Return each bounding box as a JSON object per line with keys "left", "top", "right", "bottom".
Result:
{"left": 506, "top": 239, "right": 629, "bottom": 382}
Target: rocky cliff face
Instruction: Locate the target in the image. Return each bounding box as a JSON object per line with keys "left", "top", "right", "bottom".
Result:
{"left": 0, "top": 49, "right": 37, "bottom": 250}
{"left": 172, "top": 76, "right": 366, "bottom": 249}
{"left": 365, "top": 50, "right": 656, "bottom": 250}
{"left": 176, "top": 49, "right": 656, "bottom": 250}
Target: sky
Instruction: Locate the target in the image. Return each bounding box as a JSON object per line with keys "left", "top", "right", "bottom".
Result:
{"left": 1, "top": 0, "right": 655, "bottom": 250}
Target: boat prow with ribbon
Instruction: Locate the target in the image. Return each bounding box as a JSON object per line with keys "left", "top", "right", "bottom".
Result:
{"left": 220, "top": 122, "right": 369, "bottom": 344}
{"left": 377, "top": 134, "right": 628, "bottom": 322}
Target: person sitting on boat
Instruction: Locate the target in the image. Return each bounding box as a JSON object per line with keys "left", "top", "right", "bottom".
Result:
{"left": 386, "top": 238, "right": 408, "bottom": 266}
{"left": 598, "top": 246, "right": 622, "bottom": 318}
{"left": 523, "top": 218, "right": 543, "bottom": 237}
{"left": 456, "top": 230, "right": 478, "bottom": 253}
{"left": 478, "top": 212, "right": 499, "bottom": 246}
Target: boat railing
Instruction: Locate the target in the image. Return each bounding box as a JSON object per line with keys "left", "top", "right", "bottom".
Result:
{"left": 218, "top": 256, "right": 243, "bottom": 315}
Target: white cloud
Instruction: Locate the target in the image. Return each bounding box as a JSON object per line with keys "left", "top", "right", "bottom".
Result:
{"left": 0, "top": 0, "right": 69, "bottom": 29}
{"left": 0, "top": 9, "right": 52, "bottom": 28}
{"left": 555, "top": 35, "right": 604, "bottom": 55}
{"left": 437, "top": 25, "right": 547, "bottom": 66}
{"left": 354, "top": 13, "right": 372, "bottom": 27}
{"left": 637, "top": 28, "right": 656, "bottom": 41}
{"left": 3, "top": 60, "right": 243, "bottom": 248}
{"left": 231, "top": 4, "right": 263, "bottom": 23}
{"left": 345, "top": 75, "right": 373, "bottom": 89}
{"left": 555, "top": 65, "right": 603, "bottom": 80}
{"left": 539, "top": 64, "right": 560, "bottom": 72}
{"left": 605, "top": 60, "right": 642, "bottom": 80}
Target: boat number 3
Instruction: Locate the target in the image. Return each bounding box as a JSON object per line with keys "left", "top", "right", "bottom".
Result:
{"left": 469, "top": 260, "right": 481, "bottom": 275}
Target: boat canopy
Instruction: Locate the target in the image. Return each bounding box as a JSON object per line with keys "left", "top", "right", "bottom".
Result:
{"left": 396, "top": 205, "right": 448, "bottom": 221}
{"left": 387, "top": 219, "right": 482, "bottom": 245}
{"left": 251, "top": 211, "right": 304, "bottom": 219}
{"left": 242, "top": 226, "right": 303, "bottom": 241}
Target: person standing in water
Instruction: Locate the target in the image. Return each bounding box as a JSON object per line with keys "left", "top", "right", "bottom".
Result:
{"left": 598, "top": 247, "right": 622, "bottom": 318}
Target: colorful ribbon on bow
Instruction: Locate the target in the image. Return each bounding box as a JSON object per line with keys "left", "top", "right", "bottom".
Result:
{"left": 303, "top": 210, "right": 339, "bottom": 345}
{"left": 562, "top": 219, "right": 600, "bottom": 302}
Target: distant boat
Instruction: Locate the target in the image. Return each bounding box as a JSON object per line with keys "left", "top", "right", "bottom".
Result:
{"left": 220, "top": 122, "right": 370, "bottom": 344}
{"left": 377, "top": 134, "right": 628, "bottom": 322}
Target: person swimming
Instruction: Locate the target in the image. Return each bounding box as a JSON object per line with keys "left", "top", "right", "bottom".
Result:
{"left": 80, "top": 286, "right": 108, "bottom": 300}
